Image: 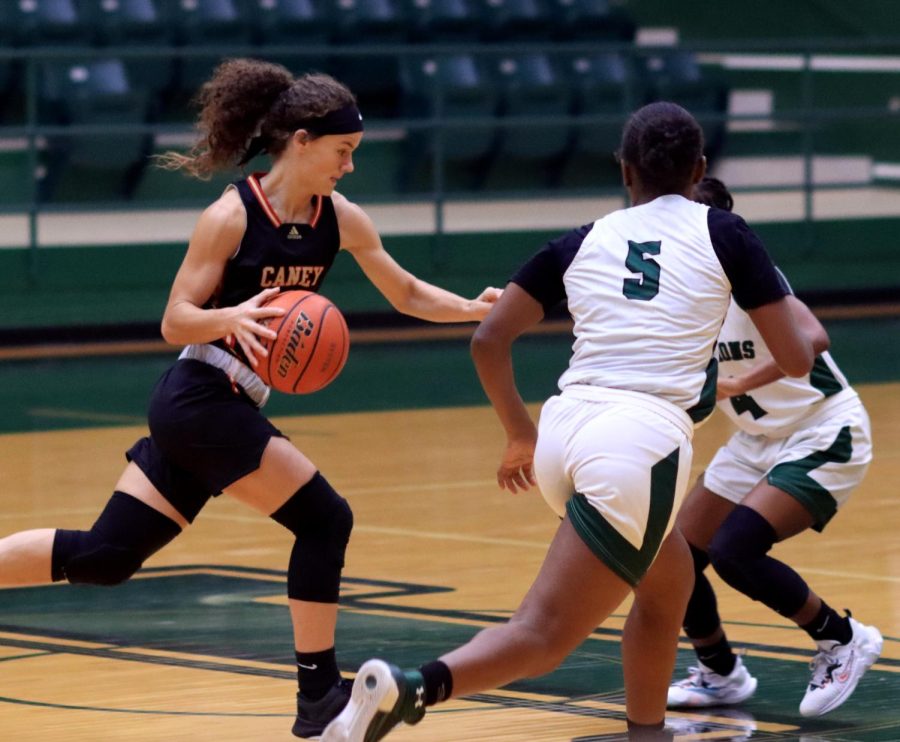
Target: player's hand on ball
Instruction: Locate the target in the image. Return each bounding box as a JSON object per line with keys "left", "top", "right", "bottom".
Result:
{"left": 497, "top": 435, "right": 537, "bottom": 494}
{"left": 226, "top": 287, "right": 285, "bottom": 367}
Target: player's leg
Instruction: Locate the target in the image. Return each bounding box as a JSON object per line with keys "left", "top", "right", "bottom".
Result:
{"left": 668, "top": 465, "right": 759, "bottom": 708}
{"left": 0, "top": 529, "right": 56, "bottom": 585}
{"left": 322, "top": 516, "right": 637, "bottom": 742}
{"left": 0, "top": 460, "right": 187, "bottom": 588}
{"left": 146, "top": 359, "right": 355, "bottom": 737}
{"left": 738, "top": 491, "right": 878, "bottom": 712}
{"left": 226, "top": 435, "right": 353, "bottom": 738}
{"left": 626, "top": 528, "right": 693, "bottom": 724}
{"left": 711, "top": 414, "right": 878, "bottom": 716}
{"left": 441, "top": 517, "right": 634, "bottom": 695}
{"left": 675, "top": 477, "right": 736, "bottom": 664}
{"left": 323, "top": 397, "right": 691, "bottom": 742}
{"left": 669, "top": 427, "right": 791, "bottom": 709}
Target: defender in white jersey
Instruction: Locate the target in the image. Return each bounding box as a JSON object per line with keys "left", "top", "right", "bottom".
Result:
{"left": 668, "top": 178, "right": 881, "bottom": 719}
{"left": 324, "top": 105, "right": 815, "bottom": 742}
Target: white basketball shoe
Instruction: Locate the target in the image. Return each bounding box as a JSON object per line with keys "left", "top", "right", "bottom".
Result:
{"left": 667, "top": 655, "right": 758, "bottom": 708}
{"left": 799, "top": 617, "right": 883, "bottom": 717}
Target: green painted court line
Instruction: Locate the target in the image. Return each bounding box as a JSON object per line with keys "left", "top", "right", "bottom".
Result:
{"left": 0, "top": 651, "right": 53, "bottom": 663}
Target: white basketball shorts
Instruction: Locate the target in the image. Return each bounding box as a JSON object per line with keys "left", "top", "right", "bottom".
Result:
{"left": 703, "top": 397, "right": 872, "bottom": 531}
{"left": 534, "top": 387, "right": 694, "bottom": 586}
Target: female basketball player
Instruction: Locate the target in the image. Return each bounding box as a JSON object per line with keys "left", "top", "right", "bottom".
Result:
{"left": 321, "top": 102, "right": 816, "bottom": 742}
{"left": 666, "top": 177, "right": 881, "bottom": 718}
{"left": 0, "top": 59, "right": 499, "bottom": 739}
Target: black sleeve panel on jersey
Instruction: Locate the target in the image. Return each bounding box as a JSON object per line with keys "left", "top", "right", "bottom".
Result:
{"left": 509, "top": 223, "right": 592, "bottom": 313}
{"left": 708, "top": 209, "right": 789, "bottom": 310}
{"left": 773, "top": 266, "right": 794, "bottom": 296}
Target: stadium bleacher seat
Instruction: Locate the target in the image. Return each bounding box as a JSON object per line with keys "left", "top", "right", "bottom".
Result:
{"left": 81, "top": 0, "right": 176, "bottom": 113}
{"left": 38, "top": 58, "right": 152, "bottom": 200}
{"left": 328, "top": 0, "right": 409, "bottom": 118}
{"left": 551, "top": 0, "right": 636, "bottom": 41}
{"left": 399, "top": 53, "right": 499, "bottom": 191}
{"left": 639, "top": 50, "right": 729, "bottom": 163}
{"left": 84, "top": 0, "right": 172, "bottom": 45}
{"left": 14, "top": 0, "right": 89, "bottom": 47}
{"left": 476, "top": 0, "right": 554, "bottom": 42}
{"left": 169, "top": 0, "right": 256, "bottom": 116}
{"left": 252, "top": 0, "right": 332, "bottom": 75}
{"left": 405, "top": 0, "right": 482, "bottom": 43}
{"left": 558, "top": 51, "right": 634, "bottom": 189}
{"left": 483, "top": 52, "right": 572, "bottom": 189}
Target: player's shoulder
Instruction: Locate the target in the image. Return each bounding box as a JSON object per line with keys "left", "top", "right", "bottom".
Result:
{"left": 331, "top": 190, "right": 379, "bottom": 251}
{"left": 197, "top": 186, "right": 247, "bottom": 236}
{"left": 330, "top": 190, "right": 368, "bottom": 226}
{"left": 706, "top": 205, "right": 750, "bottom": 232}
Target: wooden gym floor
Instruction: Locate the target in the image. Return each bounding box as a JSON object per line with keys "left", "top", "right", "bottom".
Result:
{"left": 0, "top": 339, "right": 897, "bottom": 742}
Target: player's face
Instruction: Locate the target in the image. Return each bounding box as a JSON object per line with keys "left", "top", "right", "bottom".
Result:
{"left": 300, "top": 132, "right": 363, "bottom": 194}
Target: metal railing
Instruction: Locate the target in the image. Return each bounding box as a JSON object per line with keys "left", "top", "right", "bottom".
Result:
{"left": 1, "top": 37, "right": 899, "bottom": 267}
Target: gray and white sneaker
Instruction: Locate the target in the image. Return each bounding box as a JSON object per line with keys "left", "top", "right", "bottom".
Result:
{"left": 667, "top": 656, "right": 757, "bottom": 708}
{"left": 799, "top": 617, "right": 883, "bottom": 717}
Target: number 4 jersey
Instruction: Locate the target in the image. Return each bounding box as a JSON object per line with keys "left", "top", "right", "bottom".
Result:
{"left": 716, "top": 293, "right": 859, "bottom": 438}
{"left": 511, "top": 194, "right": 788, "bottom": 423}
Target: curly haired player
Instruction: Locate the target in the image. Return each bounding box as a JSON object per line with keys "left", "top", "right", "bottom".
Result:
{"left": 0, "top": 58, "right": 499, "bottom": 739}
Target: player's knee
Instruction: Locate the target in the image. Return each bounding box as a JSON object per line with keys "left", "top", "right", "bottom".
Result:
{"left": 53, "top": 534, "right": 143, "bottom": 585}
{"left": 329, "top": 493, "right": 354, "bottom": 550}
{"left": 51, "top": 492, "right": 181, "bottom": 586}
{"left": 708, "top": 505, "right": 776, "bottom": 593}
{"left": 527, "top": 635, "right": 574, "bottom": 677}
{"left": 507, "top": 614, "right": 572, "bottom": 677}
{"left": 272, "top": 472, "right": 354, "bottom": 550}
{"left": 272, "top": 473, "right": 354, "bottom": 603}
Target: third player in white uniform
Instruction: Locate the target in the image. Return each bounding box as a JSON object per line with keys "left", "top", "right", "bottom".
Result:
{"left": 668, "top": 177, "right": 881, "bottom": 720}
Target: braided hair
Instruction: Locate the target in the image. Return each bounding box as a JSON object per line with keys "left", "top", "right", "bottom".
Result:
{"left": 619, "top": 101, "right": 705, "bottom": 197}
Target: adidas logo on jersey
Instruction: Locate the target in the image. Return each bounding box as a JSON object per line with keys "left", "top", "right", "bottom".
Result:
{"left": 287, "top": 225, "right": 302, "bottom": 240}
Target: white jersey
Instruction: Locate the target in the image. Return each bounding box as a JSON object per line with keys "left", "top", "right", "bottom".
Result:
{"left": 716, "top": 297, "right": 858, "bottom": 437}
{"left": 511, "top": 194, "right": 788, "bottom": 424}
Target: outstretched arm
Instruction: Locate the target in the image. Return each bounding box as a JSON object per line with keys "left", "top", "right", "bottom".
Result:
{"left": 471, "top": 284, "right": 545, "bottom": 493}
{"left": 337, "top": 195, "right": 501, "bottom": 322}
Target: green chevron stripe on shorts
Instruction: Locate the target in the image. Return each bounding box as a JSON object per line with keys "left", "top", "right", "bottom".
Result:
{"left": 810, "top": 356, "right": 844, "bottom": 398}
{"left": 566, "top": 448, "right": 680, "bottom": 586}
{"left": 767, "top": 425, "right": 852, "bottom": 531}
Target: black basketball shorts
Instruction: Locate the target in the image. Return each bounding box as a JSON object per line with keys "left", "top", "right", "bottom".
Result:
{"left": 127, "top": 359, "right": 284, "bottom": 522}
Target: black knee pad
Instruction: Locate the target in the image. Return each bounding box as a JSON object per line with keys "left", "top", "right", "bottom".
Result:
{"left": 709, "top": 504, "right": 808, "bottom": 616}
{"left": 52, "top": 491, "right": 182, "bottom": 586}
{"left": 271, "top": 472, "right": 353, "bottom": 603}
{"left": 708, "top": 506, "right": 776, "bottom": 597}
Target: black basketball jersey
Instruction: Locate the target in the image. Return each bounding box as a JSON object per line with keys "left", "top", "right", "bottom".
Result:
{"left": 210, "top": 173, "right": 341, "bottom": 310}
{"left": 206, "top": 173, "right": 342, "bottom": 363}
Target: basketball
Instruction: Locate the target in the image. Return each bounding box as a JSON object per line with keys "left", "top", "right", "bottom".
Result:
{"left": 256, "top": 290, "right": 349, "bottom": 394}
